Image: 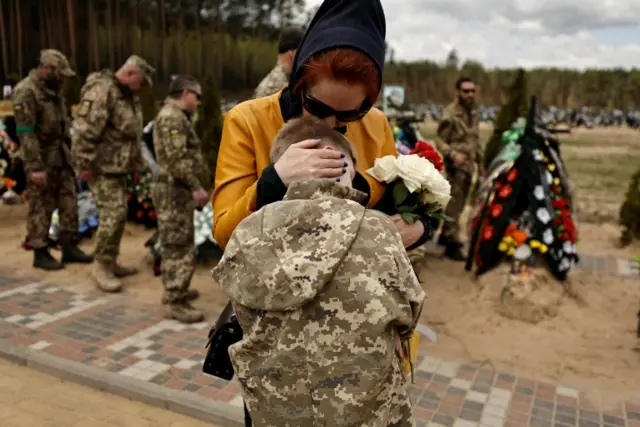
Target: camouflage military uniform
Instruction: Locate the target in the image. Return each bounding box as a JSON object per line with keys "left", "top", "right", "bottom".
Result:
{"left": 213, "top": 180, "right": 425, "bottom": 427}
{"left": 12, "top": 49, "right": 93, "bottom": 270}
{"left": 72, "top": 56, "right": 154, "bottom": 291}
{"left": 436, "top": 100, "right": 482, "bottom": 250}
{"left": 152, "top": 100, "right": 204, "bottom": 322}
{"left": 252, "top": 64, "right": 288, "bottom": 99}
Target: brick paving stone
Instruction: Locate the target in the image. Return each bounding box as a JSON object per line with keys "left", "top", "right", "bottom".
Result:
{"left": 0, "top": 267, "right": 638, "bottom": 426}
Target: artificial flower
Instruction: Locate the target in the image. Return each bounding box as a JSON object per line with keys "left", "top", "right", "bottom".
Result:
{"left": 482, "top": 225, "right": 494, "bottom": 240}
{"left": 534, "top": 185, "right": 544, "bottom": 200}
{"left": 530, "top": 240, "right": 541, "bottom": 249}
{"left": 498, "top": 242, "right": 508, "bottom": 252}
{"left": 548, "top": 164, "right": 556, "bottom": 172}
{"left": 499, "top": 185, "right": 513, "bottom": 198}
{"left": 507, "top": 168, "right": 518, "bottom": 182}
{"left": 490, "top": 204, "right": 503, "bottom": 218}
{"left": 507, "top": 247, "right": 516, "bottom": 256}
{"left": 539, "top": 244, "right": 548, "bottom": 253}
{"left": 536, "top": 208, "right": 551, "bottom": 224}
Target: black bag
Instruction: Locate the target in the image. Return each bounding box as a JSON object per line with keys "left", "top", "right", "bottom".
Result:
{"left": 203, "top": 301, "right": 243, "bottom": 380}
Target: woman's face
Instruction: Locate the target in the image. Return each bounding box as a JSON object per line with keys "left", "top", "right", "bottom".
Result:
{"left": 303, "top": 78, "right": 367, "bottom": 129}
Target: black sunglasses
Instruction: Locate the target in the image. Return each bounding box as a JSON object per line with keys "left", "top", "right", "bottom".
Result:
{"left": 188, "top": 89, "right": 202, "bottom": 100}
{"left": 302, "top": 89, "right": 371, "bottom": 123}
{"left": 461, "top": 88, "right": 476, "bottom": 94}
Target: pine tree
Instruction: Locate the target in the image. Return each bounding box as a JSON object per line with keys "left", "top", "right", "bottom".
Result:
{"left": 619, "top": 167, "right": 640, "bottom": 246}
{"left": 194, "top": 73, "right": 223, "bottom": 191}
{"left": 483, "top": 68, "right": 528, "bottom": 169}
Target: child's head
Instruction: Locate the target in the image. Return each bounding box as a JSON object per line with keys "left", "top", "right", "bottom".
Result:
{"left": 270, "top": 116, "right": 356, "bottom": 186}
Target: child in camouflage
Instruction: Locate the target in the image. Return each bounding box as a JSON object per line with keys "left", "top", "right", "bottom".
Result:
{"left": 212, "top": 116, "right": 424, "bottom": 427}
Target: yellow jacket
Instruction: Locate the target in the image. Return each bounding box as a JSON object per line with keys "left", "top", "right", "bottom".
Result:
{"left": 212, "top": 92, "right": 398, "bottom": 248}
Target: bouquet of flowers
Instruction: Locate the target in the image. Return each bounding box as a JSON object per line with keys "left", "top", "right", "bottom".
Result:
{"left": 367, "top": 142, "right": 451, "bottom": 224}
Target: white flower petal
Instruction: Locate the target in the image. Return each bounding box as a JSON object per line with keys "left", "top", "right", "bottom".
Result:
{"left": 543, "top": 228, "right": 554, "bottom": 244}
{"left": 536, "top": 208, "right": 551, "bottom": 224}
{"left": 533, "top": 185, "right": 544, "bottom": 200}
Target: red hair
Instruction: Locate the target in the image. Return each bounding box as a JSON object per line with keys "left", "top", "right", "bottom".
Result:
{"left": 298, "top": 48, "right": 380, "bottom": 104}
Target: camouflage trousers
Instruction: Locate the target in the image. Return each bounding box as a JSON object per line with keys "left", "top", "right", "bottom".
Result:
{"left": 91, "top": 175, "right": 128, "bottom": 263}
{"left": 152, "top": 182, "right": 196, "bottom": 303}
{"left": 442, "top": 167, "right": 472, "bottom": 243}
{"left": 407, "top": 244, "right": 427, "bottom": 276}
{"left": 26, "top": 166, "right": 78, "bottom": 248}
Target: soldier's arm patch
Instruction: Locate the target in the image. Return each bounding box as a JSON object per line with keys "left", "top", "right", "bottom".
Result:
{"left": 169, "top": 128, "right": 187, "bottom": 150}
{"left": 77, "top": 100, "right": 92, "bottom": 117}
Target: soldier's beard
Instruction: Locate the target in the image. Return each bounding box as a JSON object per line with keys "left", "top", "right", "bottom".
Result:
{"left": 458, "top": 96, "right": 475, "bottom": 109}
{"left": 43, "top": 74, "right": 61, "bottom": 92}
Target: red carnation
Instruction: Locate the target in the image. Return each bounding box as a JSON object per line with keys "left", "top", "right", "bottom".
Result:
{"left": 482, "top": 225, "right": 494, "bottom": 240}
{"left": 507, "top": 168, "right": 518, "bottom": 182}
{"left": 552, "top": 199, "right": 566, "bottom": 209}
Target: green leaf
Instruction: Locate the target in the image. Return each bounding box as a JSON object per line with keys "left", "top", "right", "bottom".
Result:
{"left": 397, "top": 205, "right": 414, "bottom": 213}
{"left": 393, "top": 182, "right": 409, "bottom": 206}
{"left": 401, "top": 212, "right": 421, "bottom": 224}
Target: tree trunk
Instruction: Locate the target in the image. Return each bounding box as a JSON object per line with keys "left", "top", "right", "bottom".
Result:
{"left": 158, "top": 0, "right": 166, "bottom": 81}
{"left": 14, "top": 0, "right": 22, "bottom": 76}
{"left": 114, "top": 0, "right": 121, "bottom": 63}
{"left": 194, "top": 0, "right": 203, "bottom": 77}
{"left": 106, "top": 0, "right": 115, "bottom": 69}
{"left": 66, "top": 0, "right": 77, "bottom": 66}
{"left": 0, "top": 1, "right": 9, "bottom": 78}
{"left": 88, "top": 0, "right": 100, "bottom": 70}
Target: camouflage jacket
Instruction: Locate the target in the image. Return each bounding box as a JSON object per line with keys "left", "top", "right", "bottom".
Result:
{"left": 12, "top": 70, "right": 72, "bottom": 173}
{"left": 253, "top": 63, "right": 288, "bottom": 99}
{"left": 435, "top": 100, "right": 483, "bottom": 171}
{"left": 71, "top": 69, "right": 143, "bottom": 175}
{"left": 212, "top": 179, "right": 425, "bottom": 427}
{"left": 152, "top": 100, "right": 204, "bottom": 191}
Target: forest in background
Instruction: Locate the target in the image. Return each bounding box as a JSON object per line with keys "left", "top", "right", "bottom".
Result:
{"left": 2, "top": 0, "right": 640, "bottom": 108}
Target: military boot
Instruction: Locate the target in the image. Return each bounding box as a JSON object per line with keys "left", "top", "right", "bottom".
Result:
{"left": 164, "top": 301, "right": 204, "bottom": 324}
{"left": 161, "top": 289, "right": 200, "bottom": 305}
{"left": 444, "top": 243, "right": 466, "bottom": 262}
{"left": 92, "top": 262, "right": 122, "bottom": 293}
{"left": 113, "top": 263, "right": 138, "bottom": 278}
{"left": 33, "top": 248, "right": 64, "bottom": 271}
{"left": 61, "top": 243, "right": 94, "bottom": 264}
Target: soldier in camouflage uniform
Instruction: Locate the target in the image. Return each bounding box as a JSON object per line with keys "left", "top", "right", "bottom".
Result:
{"left": 152, "top": 75, "right": 208, "bottom": 323}
{"left": 12, "top": 49, "right": 93, "bottom": 270}
{"left": 252, "top": 27, "right": 304, "bottom": 99}
{"left": 212, "top": 125, "right": 425, "bottom": 427}
{"left": 72, "top": 55, "right": 155, "bottom": 292}
{"left": 435, "top": 76, "right": 483, "bottom": 261}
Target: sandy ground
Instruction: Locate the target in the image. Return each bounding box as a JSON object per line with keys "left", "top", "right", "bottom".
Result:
{"left": 1, "top": 126, "right": 639, "bottom": 397}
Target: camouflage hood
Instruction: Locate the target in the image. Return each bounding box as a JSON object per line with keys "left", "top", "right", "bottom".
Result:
{"left": 212, "top": 179, "right": 368, "bottom": 312}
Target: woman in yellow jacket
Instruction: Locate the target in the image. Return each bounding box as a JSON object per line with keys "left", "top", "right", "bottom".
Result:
{"left": 212, "top": 0, "right": 434, "bottom": 425}
{"left": 213, "top": 0, "right": 435, "bottom": 252}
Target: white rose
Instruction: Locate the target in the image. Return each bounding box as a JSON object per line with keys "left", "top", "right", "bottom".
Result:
{"left": 422, "top": 172, "right": 452, "bottom": 208}
{"left": 366, "top": 155, "right": 399, "bottom": 183}
{"left": 395, "top": 154, "right": 432, "bottom": 193}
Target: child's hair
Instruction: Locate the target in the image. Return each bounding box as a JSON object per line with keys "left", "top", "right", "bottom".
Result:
{"left": 270, "top": 116, "right": 357, "bottom": 166}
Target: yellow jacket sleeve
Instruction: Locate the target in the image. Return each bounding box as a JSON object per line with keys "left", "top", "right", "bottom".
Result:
{"left": 212, "top": 109, "right": 259, "bottom": 249}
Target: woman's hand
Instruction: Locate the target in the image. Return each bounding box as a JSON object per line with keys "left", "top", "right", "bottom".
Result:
{"left": 274, "top": 139, "right": 347, "bottom": 186}
{"left": 391, "top": 214, "right": 425, "bottom": 249}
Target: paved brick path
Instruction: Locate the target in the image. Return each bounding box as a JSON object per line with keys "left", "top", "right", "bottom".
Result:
{"left": 0, "top": 259, "right": 638, "bottom": 427}
{"left": 0, "top": 358, "right": 218, "bottom": 427}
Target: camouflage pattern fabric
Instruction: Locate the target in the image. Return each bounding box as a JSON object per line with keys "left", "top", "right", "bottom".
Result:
{"left": 12, "top": 67, "right": 78, "bottom": 248}
{"left": 91, "top": 175, "right": 128, "bottom": 263}
{"left": 152, "top": 100, "right": 203, "bottom": 302}
{"left": 252, "top": 64, "right": 289, "bottom": 99}
{"left": 71, "top": 69, "right": 144, "bottom": 175}
{"left": 151, "top": 182, "right": 196, "bottom": 302}
{"left": 12, "top": 70, "right": 72, "bottom": 173}
{"left": 212, "top": 179, "right": 425, "bottom": 427}
{"left": 153, "top": 101, "right": 204, "bottom": 191}
{"left": 442, "top": 168, "right": 472, "bottom": 241}
{"left": 436, "top": 100, "right": 481, "bottom": 242}
{"left": 435, "top": 100, "right": 482, "bottom": 174}
{"left": 26, "top": 167, "right": 78, "bottom": 248}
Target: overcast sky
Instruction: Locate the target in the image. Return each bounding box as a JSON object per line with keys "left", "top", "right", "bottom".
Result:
{"left": 305, "top": 0, "right": 640, "bottom": 69}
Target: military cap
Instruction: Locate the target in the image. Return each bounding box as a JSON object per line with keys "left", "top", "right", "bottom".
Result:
{"left": 124, "top": 55, "right": 156, "bottom": 87}
{"left": 39, "top": 49, "right": 76, "bottom": 77}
